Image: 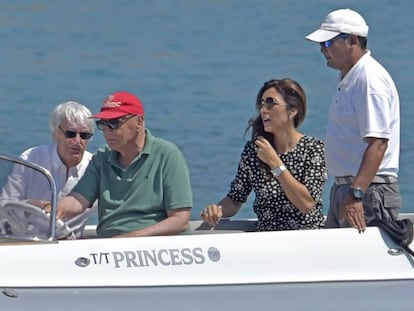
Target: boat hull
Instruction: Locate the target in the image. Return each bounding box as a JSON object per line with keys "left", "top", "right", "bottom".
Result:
{"left": 1, "top": 226, "right": 414, "bottom": 310}
{"left": 2, "top": 280, "right": 414, "bottom": 310}
{"left": 2, "top": 154, "right": 413, "bottom": 309}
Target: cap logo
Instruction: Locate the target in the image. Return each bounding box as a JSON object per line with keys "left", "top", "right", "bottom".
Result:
{"left": 103, "top": 95, "right": 122, "bottom": 108}
{"left": 90, "top": 91, "right": 144, "bottom": 119}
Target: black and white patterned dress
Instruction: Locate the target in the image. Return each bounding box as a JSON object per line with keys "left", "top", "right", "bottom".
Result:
{"left": 227, "top": 135, "right": 327, "bottom": 231}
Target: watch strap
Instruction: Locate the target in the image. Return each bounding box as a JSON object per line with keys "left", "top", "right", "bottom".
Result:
{"left": 349, "top": 187, "right": 364, "bottom": 201}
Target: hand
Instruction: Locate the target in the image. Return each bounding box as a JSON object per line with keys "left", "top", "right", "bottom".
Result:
{"left": 44, "top": 202, "right": 52, "bottom": 213}
{"left": 254, "top": 136, "right": 280, "bottom": 168}
{"left": 27, "top": 200, "right": 52, "bottom": 213}
{"left": 200, "top": 204, "right": 223, "bottom": 226}
{"left": 339, "top": 195, "right": 366, "bottom": 233}
{"left": 37, "top": 200, "right": 67, "bottom": 222}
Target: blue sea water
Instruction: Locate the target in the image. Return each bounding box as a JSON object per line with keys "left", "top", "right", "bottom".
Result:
{"left": 0, "top": 0, "right": 413, "bottom": 221}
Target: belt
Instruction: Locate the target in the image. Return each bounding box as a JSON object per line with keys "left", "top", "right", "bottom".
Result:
{"left": 335, "top": 175, "right": 397, "bottom": 185}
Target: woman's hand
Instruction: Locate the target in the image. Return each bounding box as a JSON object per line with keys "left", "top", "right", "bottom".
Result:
{"left": 200, "top": 204, "right": 223, "bottom": 226}
{"left": 254, "top": 136, "right": 281, "bottom": 168}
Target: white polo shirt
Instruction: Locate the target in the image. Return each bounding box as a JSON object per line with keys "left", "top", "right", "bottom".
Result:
{"left": 325, "top": 51, "right": 400, "bottom": 178}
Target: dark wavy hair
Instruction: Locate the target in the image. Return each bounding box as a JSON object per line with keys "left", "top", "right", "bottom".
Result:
{"left": 244, "top": 78, "right": 307, "bottom": 143}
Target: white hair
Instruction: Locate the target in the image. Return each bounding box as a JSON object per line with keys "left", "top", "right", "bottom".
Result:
{"left": 49, "top": 101, "right": 95, "bottom": 134}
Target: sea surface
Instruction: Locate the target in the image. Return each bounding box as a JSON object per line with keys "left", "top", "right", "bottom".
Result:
{"left": 0, "top": 0, "right": 413, "bottom": 222}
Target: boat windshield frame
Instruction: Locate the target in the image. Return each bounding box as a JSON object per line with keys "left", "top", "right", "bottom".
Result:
{"left": 0, "top": 154, "right": 58, "bottom": 242}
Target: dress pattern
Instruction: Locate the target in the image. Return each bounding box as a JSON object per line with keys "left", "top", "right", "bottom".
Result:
{"left": 227, "top": 135, "right": 327, "bottom": 231}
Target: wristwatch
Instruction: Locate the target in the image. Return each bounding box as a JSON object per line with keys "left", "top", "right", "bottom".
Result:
{"left": 271, "top": 165, "right": 286, "bottom": 178}
{"left": 349, "top": 187, "right": 364, "bottom": 201}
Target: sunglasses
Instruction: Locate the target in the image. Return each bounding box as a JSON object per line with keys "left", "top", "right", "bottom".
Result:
{"left": 320, "top": 33, "right": 350, "bottom": 48}
{"left": 59, "top": 126, "right": 93, "bottom": 140}
{"left": 257, "top": 97, "right": 286, "bottom": 110}
{"left": 95, "top": 115, "right": 136, "bottom": 130}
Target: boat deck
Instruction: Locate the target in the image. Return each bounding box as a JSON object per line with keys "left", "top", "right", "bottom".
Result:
{"left": 81, "top": 213, "right": 414, "bottom": 238}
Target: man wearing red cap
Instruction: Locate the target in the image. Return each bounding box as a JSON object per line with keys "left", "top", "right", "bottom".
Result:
{"left": 50, "top": 91, "right": 193, "bottom": 238}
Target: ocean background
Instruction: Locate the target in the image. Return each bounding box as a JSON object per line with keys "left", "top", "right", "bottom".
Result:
{"left": 0, "top": 0, "right": 413, "bottom": 223}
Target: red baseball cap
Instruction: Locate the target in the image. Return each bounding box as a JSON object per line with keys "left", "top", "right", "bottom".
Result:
{"left": 90, "top": 91, "right": 145, "bottom": 119}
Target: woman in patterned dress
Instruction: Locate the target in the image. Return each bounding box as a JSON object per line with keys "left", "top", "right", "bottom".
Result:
{"left": 201, "top": 78, "right": 328, "bottom": 231}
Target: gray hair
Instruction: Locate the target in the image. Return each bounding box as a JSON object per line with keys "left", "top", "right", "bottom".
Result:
{"left": 49, "top": 101, "right": 95, "bottom": 134}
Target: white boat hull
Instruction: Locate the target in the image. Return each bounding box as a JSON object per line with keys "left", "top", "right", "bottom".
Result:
{"left": 1, "top": 226, "right": 414, "bottom": 310}
{"left": 1, "top": 154, "right": 413, "bottom": 310}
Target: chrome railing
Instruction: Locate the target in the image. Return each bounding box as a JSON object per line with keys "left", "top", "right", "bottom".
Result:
{"left": 0, "top": 154, "right": 58, "bottom": 241}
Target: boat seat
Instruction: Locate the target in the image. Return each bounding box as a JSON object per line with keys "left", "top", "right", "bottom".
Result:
{"left": 81, "top": 214, "right": 414, "bottom": 238}
{"left": 190, "top": 218, "right": 256, "bottom": 234}
{"left": 80, "top": 218, "right": 256, "bottom": 238}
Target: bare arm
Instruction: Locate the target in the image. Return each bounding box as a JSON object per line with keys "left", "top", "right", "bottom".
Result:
{"left": 57, "top": 193, "right": 90, "bottom": 219}
{"left": 340, "top": 137, "right": 388, "bottom": 233}
{"left": 351, "top": 137, "right": 388, "bottom": 190}
{"left": 276, "top": 169, "right": 316, "bottom": 213}
{"left": 114, "top": 207, "right": 191, "bottom": 238}
{"left": 201, "top": 196, "right": 243, "bottom": 225}
{"left": 255, "top": 137, "right": 316, "bottom": 213}
{"left": 37, "top": 192, "right": 90, "bottom": 220}
{"left": 36, "top": 192, "right": 91, "bottom": 220}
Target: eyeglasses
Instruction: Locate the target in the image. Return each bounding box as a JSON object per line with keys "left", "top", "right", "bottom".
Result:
{"left": 95, "top": 115, "right": 136, "bottom": 130}
{"left": 59, "top": 126, "right": 93, "bottom": 140}
{"left": 320, "top": 33, "right": 350, "bottom": 48}
{"left": 257, "top": 97, "right": 286, "bottom": 110}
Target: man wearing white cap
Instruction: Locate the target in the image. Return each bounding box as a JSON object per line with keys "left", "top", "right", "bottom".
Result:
{"left": 305, "top": 9, "right": 401, "bottom": 233}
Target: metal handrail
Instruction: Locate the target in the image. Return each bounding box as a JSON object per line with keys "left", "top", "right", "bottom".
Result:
{"left": 0, "top": 154, "right": 58, "bottom": 241}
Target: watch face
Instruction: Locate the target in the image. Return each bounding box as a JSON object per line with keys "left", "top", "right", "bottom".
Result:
{"left": 271, "top": 165, "right": 286, "bottom": 177}
{"left": 351, "top": 188, "right": 364, "bottom": 200}
{"left": 272, "top": 167, "right": 282, "bottom": 177}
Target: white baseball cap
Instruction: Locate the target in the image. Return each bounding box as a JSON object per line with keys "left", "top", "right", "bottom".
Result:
{"left": 305, "top": 8, "right": 369, "bottom": 42}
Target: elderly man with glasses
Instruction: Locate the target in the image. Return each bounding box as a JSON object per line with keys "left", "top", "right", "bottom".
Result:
{"left": 47, "top": 91, "right": 193, "bottom": 238}
{"left": 1, "top": 101, "right": 97, "bottom": 237}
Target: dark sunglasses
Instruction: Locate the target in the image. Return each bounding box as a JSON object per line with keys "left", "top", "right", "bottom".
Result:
{"left": 320, "top": 33, "right": 350, "bottom": 48}
{"left": 257, "top": 97, "right": 286, "bottom": 110}
{"left": 95, "top": 115, "right": 136, "bottom": 130}
{"left": 59, "top": 126, "right": 93, "bottom": 140}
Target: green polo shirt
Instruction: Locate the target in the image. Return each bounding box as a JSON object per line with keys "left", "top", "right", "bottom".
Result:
{"left": 72, "top": 130, "right": 193, "bottom": 237}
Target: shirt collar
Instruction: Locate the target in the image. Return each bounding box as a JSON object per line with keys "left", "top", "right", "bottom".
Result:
{"left": 109, "top": 129, "right": 153, "bottom": 167}
{"left": 338, "top": 50, "right": 371, "bottom": 89}
{"left": 52, "top": 143, "right": 82, "bottom": 177}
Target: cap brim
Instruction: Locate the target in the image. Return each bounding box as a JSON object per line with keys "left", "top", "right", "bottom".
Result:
{"left": 89, "top": 111, "right": 129, "bottom": 119}
{"left": 305, "top": 29, "right": 340, "bottom": 42}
